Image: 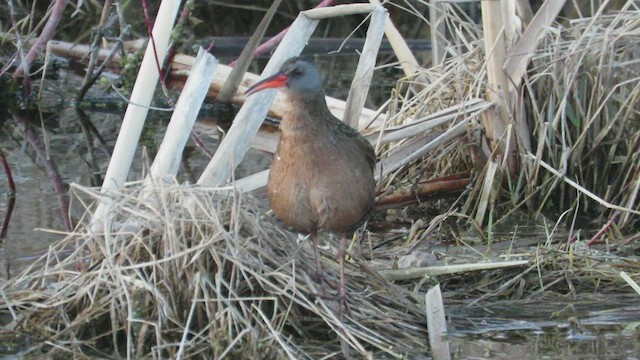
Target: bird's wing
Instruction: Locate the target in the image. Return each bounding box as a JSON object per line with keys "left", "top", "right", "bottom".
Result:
{"left": 333, "top": 119, "right": 376, "bottom": 171}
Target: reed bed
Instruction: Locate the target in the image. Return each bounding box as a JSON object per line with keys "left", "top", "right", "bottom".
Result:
{"left": 0, "top": 182, "right": 426, "bottom": 358}
{"left": 2, "top": 180, "right": 638, "bottom": 358}
{"left": 521, "top": 8, "right": 640, "bottom": 226}
{"left": 379, "top": 3, "right": 640, "bottom": 229}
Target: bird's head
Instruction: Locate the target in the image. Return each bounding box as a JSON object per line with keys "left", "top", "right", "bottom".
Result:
{"left": 245, "top": 56, "right": 322, "bottom": 98}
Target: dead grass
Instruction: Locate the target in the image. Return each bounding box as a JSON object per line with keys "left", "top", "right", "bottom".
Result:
{"left": 521, "top": 7, "right": 640, "bottom": 227}
{"left": 0, "top": 182, "right": 426, "bottom": 358}
{"left": 1, "top": 180, "right": 638, "bottom": 358}
{"left": 378, "top": 2, "right": 640, "bottom": 229}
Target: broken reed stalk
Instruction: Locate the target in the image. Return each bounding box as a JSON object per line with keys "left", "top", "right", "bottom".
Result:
{"left": 479, "top": 0, "right": 517, "bottom": 173}
{"left": 343, "top": 5, "right": 387, "bottom": 129}
{"left": 149, "top": 49, "right": 218, "bottom": 179}
{"left": 379, "top": 260, "right": 529, "bottom": 281}
{"left": 93, "top": 0, "right": 182, "bottom": 223}
{"left": 426, "top": 285, "right": 450, "bottom": 360}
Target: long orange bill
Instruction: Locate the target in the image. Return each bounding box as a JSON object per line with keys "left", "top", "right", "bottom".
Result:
{"left": 245, "top": 72, "right": 288, "bottom": 96}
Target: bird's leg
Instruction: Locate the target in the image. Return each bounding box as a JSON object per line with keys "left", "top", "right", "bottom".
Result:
{"left": 337, "top": 234, "right": 350, "bottom": 318}
{"left": 310, "top": 229, "right": 330, "bottom": 296}
{"left": 310, "top": 229, "right": 322, "bottom": 279}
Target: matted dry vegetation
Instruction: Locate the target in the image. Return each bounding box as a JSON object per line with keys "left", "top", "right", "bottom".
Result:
{"left": 378, "top": 2, "right": 640, "bottom": 229}
{"left": 521, "top": 9, "right": 640, "bottom": 226}
{"left": 1, "top": 183, "right": 427, "bottom": 358}
{"left": 1, "top": 1, "right": 640, "bottom": 359}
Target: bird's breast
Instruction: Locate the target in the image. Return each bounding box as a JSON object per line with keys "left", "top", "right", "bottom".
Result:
{"left": 267, "top": 129, "right": 376, "bottom": 234}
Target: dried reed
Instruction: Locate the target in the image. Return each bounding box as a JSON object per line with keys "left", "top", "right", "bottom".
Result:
{"left": 0, "top": 182, "right": 426, "bottom": 358}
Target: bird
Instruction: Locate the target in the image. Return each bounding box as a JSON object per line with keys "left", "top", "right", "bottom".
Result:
{"left": 245, "top": 56, "right": 376, "bottom": 313}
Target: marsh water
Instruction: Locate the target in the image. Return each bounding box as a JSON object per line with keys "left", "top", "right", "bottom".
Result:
{"left": 1, "top": 60, "right": 639, "bottom": 359}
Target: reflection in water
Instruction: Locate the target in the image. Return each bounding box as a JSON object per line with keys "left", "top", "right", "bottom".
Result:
{"left": 0, "top": 68, "right": 125, "bottom": 280}
{"left": 12, "top": 111, "right": 71, "bottom": 230}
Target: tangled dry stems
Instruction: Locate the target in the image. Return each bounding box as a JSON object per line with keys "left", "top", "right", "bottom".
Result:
{"left": 382, "top": 5, "right": 640, "bottom": 228}
{"left": 0, "top": 182, "right": 426, "bottom": 358}
{"left": 522, "top": 9, "right": 640, "bottom": 226}
{"left": 1, "top": 181, "right": 637, "bottom": 358}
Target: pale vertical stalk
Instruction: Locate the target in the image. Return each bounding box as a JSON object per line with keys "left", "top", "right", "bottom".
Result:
{"left": 426, "top": 285, "right": 451, "bottom": 360}
{"left": 430, "top": 0, "right": 446, "bottom": 65}
{"left": 369, "top": 0, "right": 423, "bottom": 78}
{"left": 149, "top": 49, "right": 218, "bottom": 179}
{"left": 501, "top": 0, "right": 518, "bottom": 50}
{"left": 480, "top": 0, "right": 518, "bottom": 179}
{"left": 343, "top": 5, "right": 387, "bottom": 129}
{"left": 481, "top": 0, "right": 510, "bottom": 109}
{"left": 93, "top": 0, "right": 182, "bottom": 223}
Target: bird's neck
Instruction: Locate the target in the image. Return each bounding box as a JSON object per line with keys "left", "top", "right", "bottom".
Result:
{"left": 281, "top": 90, "right": 334, "bottom": 133}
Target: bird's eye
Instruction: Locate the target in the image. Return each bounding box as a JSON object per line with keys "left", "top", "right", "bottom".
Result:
{"left": 292, "top": 69, "right": 302, "bottom": 76}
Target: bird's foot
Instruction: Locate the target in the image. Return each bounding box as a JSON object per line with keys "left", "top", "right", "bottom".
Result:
{"left": 311, "top": 272, "right": 351, "bottom": 317}
{"left": 311, "top": 270, "right": 337, "bottom": 298}
{"left": 337, "top": 282, "right": 351, "bottom": 319}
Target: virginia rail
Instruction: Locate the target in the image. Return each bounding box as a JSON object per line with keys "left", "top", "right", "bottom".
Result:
{"left": 246, "top": 57, "right": 376, "bottom": 309}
